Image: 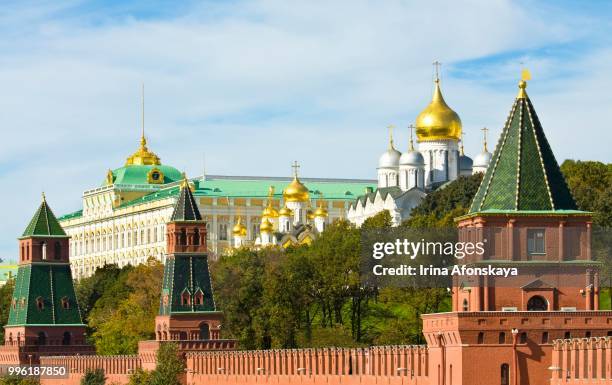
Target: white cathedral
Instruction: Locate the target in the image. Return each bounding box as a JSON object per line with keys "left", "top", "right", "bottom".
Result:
{"left": 347, "top": 75, "right": 492, "bottom": 226}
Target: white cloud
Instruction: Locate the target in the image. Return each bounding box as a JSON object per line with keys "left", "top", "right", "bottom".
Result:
{"left": 0, "top": 0, "right": 609, "bottom": 257}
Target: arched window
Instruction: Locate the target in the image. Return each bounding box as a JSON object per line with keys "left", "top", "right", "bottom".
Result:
{"left": 41, "top": 242, "right": 47, "bottom": 260}
{"left": 54, "top": 241, "right": 61, "bottom": 260}
{"left": 500, "top": 364, "right": 509, "bottom": 385}
{"left": 181, "top": 290, "right": 190, "bottom": 306}
{"left": 37, "top": 332, "right": 46, "bottom": 346}
{"left": 477, "top": 332, "right": 484, "bottom": 344}
{"left": 527, "top": 295, "right": 548, "bottom": 311}
{"left": 61, "top": 297, "right": 70, "bottom": 310}
{"left": 462, "top": 299, "right": 468, "bottom": 312}
{"left": 199, "top": 323, "right": 210, "bottom": 340}
{"left": 194, "top": 289, "right": 204, "bottom": 306}
{"left": 180, "top": 228, "right": 187, "bottom": 246}
{"left": 498, "top": 332, "right": 506, "bottom": 344}
{"left": 194, "top": 228, "right": 200, "bottom": 246}
{"left": 62, "top": 331, "right": 71, "bottom": 345}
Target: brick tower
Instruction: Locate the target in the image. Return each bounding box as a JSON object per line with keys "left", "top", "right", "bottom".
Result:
{"left": 154, "top": 179, "right": 226, "bottom": 342}
{"left": 422, "top": 79, "right": 611, "bottom": 385}
{"left": 1, "top": 195, "right": 93, "bottom": 364}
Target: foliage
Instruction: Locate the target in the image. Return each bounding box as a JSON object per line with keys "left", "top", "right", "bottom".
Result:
{"left": 81, "top": 368, "right": 106, "bottom": 385}
{"left": 0, "top": 376, "right": 39, "bottom": 385}
{"left": 561, "top": 160, "right": 612, "bottom": 227}
{"left": 149, "top": 343, "right": 185, "bottom": 385}
{"left": 0, "top": 279, "right": 15, "bottom": 341}
{"left": 127, "top": 368, "right": 152, "bottom": 385}
{"left": 75, "top": 259, "right": 164, "bottom": 355}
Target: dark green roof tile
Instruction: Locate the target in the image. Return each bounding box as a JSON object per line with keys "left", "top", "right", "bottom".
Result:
{"left": 22, "top": 198, "right": 67, "bottom": 238}
{"left": 470, "top": 85, "right": 578, "bottom": 214}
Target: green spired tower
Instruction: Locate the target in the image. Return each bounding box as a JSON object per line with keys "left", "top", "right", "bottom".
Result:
{"left": 154, "top": 178, "right": 230, "bottom": 344}
{"left": 2, "top": 195, "right": 93, "bottom": 364}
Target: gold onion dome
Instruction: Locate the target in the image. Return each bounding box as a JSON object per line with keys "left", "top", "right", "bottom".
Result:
{"left": 260, "top": 218, "right": 274, "bottom": 233}
{"left": 232, "top": 218, "right": 247, "bottom": 237}
{"left": 415, "top": 79, "right": 462, "bottom": 141}
{"left": 279, "top": 206, "right": 293, "bottom": 217}
{"left": 126, "top": 135, "right": 161, "bottom": 166}
{"left": 283, "top": 176, "right": 310, "bottom": 202}
{"left": 314, "top": 205, "right": 328, "bottom": 218}
{"left": 262, "top": 204, "right": 279, "bottom": 218}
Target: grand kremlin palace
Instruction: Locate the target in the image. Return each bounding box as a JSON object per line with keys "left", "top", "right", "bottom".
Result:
{"left": 58, "top": 135, "right": 376, "bottom": 279}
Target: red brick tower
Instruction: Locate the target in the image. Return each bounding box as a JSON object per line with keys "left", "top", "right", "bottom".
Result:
{"left": 422, "top": 79, "right": 611, "bottom": 385}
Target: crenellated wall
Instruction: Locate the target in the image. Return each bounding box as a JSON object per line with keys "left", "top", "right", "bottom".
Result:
{"left": 550, "top": 337, "right": 612, "bottom": 384}
{"left": 40, "top": 355, "right": 141, "bottom": 385}
{"left": 185, "top": 346, "right": 429, "bottom": 385}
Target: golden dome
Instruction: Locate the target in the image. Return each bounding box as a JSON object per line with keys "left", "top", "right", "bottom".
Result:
{"left": 262, "top": 205, "right": 279, "bottom": 218}
{"left": 126, "top": 135, "right": 161, "bottom": 166}
{"left": 260, "top": 218, "right": 274, "bottom": 233}
{"left": 415, "top": 79, "right": 462, "bottom": 141}
{"left": 232, "top": 217, "right": 247, "bottom": 237}
{"left": 283, "top": 176, "right": 310, "bottom": 202}
{"left": 307, "top": 210, "right": 315, "bottom": 220}
{"left": 314, "top": 206, "right": 328, "bottom": 218}
{"left": 279, "top": 206, "right": 293, "bottom": 217}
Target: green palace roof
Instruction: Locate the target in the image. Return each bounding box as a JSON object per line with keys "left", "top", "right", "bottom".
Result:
{"left": 58, "top": 175, "right": 376, "bottom": 221}
{"left": 22, "top": 196, "right": 67, "bottom": 238}
{"left": 104, "top": 164, "right": 184, "bottom": 186}
{"left": 469, "top": 80, "right": 584, "bottom": 215}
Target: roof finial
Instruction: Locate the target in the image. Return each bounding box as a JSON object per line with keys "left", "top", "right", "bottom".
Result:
{"left": 433, "top": 60, "right": 442, "bottom": 83}
{"left": 459, "top": 131, "right": 465, "bottom": 156}
{"left": 42, "top": 192, "right": 46, "bottom": 202}
{"left": 141, "top": 83, "right": 146, "bottom": 146}
{"left": 518, "top": 68, "right": 531, "bottom": 99}
{"left": 291, "top": 161, "right": 300, "bottom": 178}
{"left": 387, "top": 124, "right": 396, "bottom": 149}
{"left": 408, "top": 124, "right": 415, "bottom": 151}
{"left": 180, "top": 172, "right": 189, "bottom": 189}
{"left": 481, "top": 127, "right": 489, "bottom": 152}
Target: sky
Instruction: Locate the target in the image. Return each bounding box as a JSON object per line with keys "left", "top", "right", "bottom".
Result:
{"left": 0, "top": 0, "right": 610, "bottom": 258}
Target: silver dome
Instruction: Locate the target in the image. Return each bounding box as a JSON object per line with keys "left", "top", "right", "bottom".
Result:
{"left": 459, "top": 154, "right": 473, "bottom": 171}
{"left": 399, "top": 150, "right": 425, "bottom": 166}
{"left": 378, "top": 147, "right": 401, "bottom": 168}
{"left": 473, "top": 151, "right": 492, "bottom": 168}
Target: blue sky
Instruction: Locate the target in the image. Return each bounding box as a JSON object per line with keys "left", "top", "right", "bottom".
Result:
{"left": 0, "top": 0, "right": 610, "bottom": 258}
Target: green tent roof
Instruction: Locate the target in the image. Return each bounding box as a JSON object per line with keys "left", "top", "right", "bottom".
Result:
{"left": 171, "top": 184, "right": 203, "bottom": 221}
{"left": 22, "top": 197, "right": 67, "bottom": 238}
{"left": 470, "top": 82, "right": 580, "bottom": 214}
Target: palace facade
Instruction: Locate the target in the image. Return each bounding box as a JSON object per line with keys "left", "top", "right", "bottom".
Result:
{"left": 58, "top": 135, "right": 375, "bottom": 279}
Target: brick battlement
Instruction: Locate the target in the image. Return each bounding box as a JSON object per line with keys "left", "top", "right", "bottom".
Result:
{"left": 550, "top": 336, "right": 612, "bottom": 383}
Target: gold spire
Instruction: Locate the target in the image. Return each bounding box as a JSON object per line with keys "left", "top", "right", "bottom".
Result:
{"left": 481, "top": 127, "right": 489, "bottom": 152}
{"left": 387, "top": 124, "right": 396, "bottom": 149}
{"left": 41, "top": 192, "right": 46, "bottom": 202}
{"left": 125, "top": 84, "right": 161, "bottom": 166}
{"left": 262, "top": 186, "right": 279, "bottom": 218}
{"left": 415, "top": 62, "right": 462, "bottom": 141}
{"left": 283, "top": 161, "right": 310, "bottom": 202}
{"left": 517, "top": 69, "right": 531, "bottom": 99}
{"left": 180, "top": 173, "right": 189, "bottom": 189}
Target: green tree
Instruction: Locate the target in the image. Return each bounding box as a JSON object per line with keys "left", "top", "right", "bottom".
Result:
{"left": 149, "top": 343, "right": 184, "bottom": 385}
{"left": 0, "top": 279, "right": 15, "bottom": 341}
{"left": 0, "top": 376, "right": 39, "bottom": 385}
{"left": 127, "top": 368, "right": 152, "bottom": 385}
{"left": 87, "top": 259, "right": 163, "bottom": 354}
{"left": 81, "top": 368, "right": 105, "bottom": 385}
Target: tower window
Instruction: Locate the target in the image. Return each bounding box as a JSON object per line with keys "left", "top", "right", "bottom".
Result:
{"left": 36, "top": 297, "right": 44, "bottom": 311}
{"left": 501, "top": 364, "right": 509, "bottom": 385}
{"left": 564, "top": 331, "right": 571, "bottom": 339}
{"left": 527, "top": 229, "right": 546, "bottom": 255}
{"left": 194, "top": 228, "right": 200, "bottom": 246}
{"left": 527, "top": 295, "right": 548, "bottom": 311}
{"left": 542, "top": 332, "right": 549, "bottom": 343}
{"left": 462, "top": 299, "right": 468, "bottom": 312}
{"left": 180, "top": 228, "right": 187, "bottom": 245}
{"left": 181, "top": 290, "right": 191, "bottom": 306}
{"left": 498, "top": 332, "right": 506, "bottom": 344}
{"left": 54, "top": 242, "right": 61, "bottom": 260}
{"left": 194, "top": 290, "right": 204, "bottom": 306}
{"left": 477, "top": 332, "right": 484, "bottom": 344}
{"left": 61, "top": 297, "right": 70, "bottom": 310}
{"left": 519, "top": 332, "right": 527, "bottom": 344}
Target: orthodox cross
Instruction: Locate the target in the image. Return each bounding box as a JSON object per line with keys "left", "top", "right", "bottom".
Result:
{"left": 387, "top": 124, "right": 395, "bottom": 148}
{"left": 408, "top": 124, "right": 415, "bottom": 150}
{"left": 432, "top": 60, "right": 442, "bottom": 81}
{"left": 291, "top": 161, "right": 300, "bottom": 177}
{"left": 481, "top": 127, "right": 489, "bottom": 151}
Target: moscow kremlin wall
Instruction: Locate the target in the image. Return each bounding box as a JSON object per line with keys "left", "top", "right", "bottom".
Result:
{"left": 1, "top": 80, "right": 612, "bottom": 385}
